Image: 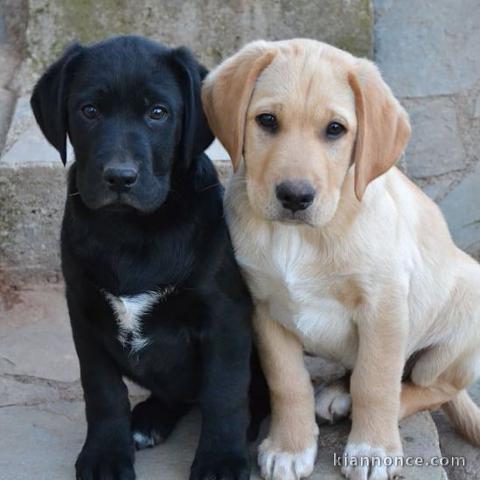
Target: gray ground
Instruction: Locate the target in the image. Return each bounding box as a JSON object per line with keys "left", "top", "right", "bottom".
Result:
{"left": 1, "top": 283, "right": 478, "bottom": 480}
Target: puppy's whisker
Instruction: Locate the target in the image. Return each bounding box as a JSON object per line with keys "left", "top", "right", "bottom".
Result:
{"left": 200, "top": 182, "right": 221, "bottom": 192}
{"left": 69, "top": 191, "right": 81, "bottom": 197}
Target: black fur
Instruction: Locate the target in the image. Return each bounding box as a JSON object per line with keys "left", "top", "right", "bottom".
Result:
{"left": 31, "top": 36, "right": 267, "bottom": 480}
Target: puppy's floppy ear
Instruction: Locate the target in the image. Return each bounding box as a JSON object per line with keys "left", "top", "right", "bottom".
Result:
{"left": 170, "top": 47, "right": 214, "bottom": 167}
{"left": 202, "top": 41, "right": 277, "bottom": 170}
{"left": 30, "top": 43, "right": 83, "bottom": 166}
{"left": 348, "top": 59, "right": 411, "bottom": 200}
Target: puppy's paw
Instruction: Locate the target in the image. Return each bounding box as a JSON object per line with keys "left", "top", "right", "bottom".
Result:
{"left": 131, "top": 397, "right": 184, "bottom": 450}
{"left": 258, "top": 437, "right": 318, "bottom": 480}
{"left": 341, "top": 442, "right": 403, "bottom": 480}
{"left": 315, "top": 382, "right": 352, "bottom": 424}
{"left": 75, "top": 446, "right": 135, "bottom": 480}
{"left": 190, "top": 453, "right": 250, "bottom": 480}
{"left": 132, "top": 429, "right": 165, "bottom": 450}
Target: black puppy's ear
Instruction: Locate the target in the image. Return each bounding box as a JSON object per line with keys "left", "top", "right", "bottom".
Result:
{"left": 30, "top": 43, "right": 83, "bottom": 165}
{"left": 170, "top": 47, "right": 214, "bottom": 168}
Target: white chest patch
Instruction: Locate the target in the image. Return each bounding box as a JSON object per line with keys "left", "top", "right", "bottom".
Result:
{"left": 104, "top": 286, "right": 175, "bottom": 353}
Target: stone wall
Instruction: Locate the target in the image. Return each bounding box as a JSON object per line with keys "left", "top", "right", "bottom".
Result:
{"left": 1, "top": 0, "right": 480, "bottom": 282}
{"left": 16, "top": 0, "right": 373, "bottom": 94}
{"left": 375, "top": 0, "right": 480, "bottom": 258}
{"left": 0, "top": 0, "right": 373, "bottom": 281}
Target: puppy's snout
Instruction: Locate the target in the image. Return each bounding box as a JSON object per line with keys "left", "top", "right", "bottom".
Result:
{"left": 103, "top": 166, "right": 138, "bottom": 192}
{"left": 276, "top": 180, "right": 316, "bottom": 213}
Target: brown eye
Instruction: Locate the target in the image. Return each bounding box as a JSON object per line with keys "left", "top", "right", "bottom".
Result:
{"left": 256, "top": 113, "right": 278, "bottom": 133}
{"left": 326, "top": 122, "right": 346, "bottom": 139}
{"left": 149, "top": 105, "right": 168, "bottom": 121}
{"left": 81, "top": 104, "right": 98, "bottom": 120}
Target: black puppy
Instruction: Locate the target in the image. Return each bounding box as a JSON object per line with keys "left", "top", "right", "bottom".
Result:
{"left": 31, "top": 36, "right": 260, "bottom": 480}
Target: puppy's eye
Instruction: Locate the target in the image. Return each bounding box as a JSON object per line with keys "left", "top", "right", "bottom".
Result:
{"left": 81, "top": 104, "right": 98, "bottom": 120}
{"left": 256, "top": 113, "right": 278, "bottom": 132}
{"left": 326, "top": 122, "right": 346, "bottom": 139}
{"left": 149, "top": 105, "right": 168, "bottom": 121}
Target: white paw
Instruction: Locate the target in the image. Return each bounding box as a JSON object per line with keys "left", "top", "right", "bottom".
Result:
{"left": 258, "top": 437, "right": 318, "bottom": 480}
{"left": 341, "top": 443, "right": 403, "bottom": 480}
{"left": 315, "top": 383, "right": 352, "bottom": 424}
{"left": 132, "top": 430, "right": 163, "bottom": 450}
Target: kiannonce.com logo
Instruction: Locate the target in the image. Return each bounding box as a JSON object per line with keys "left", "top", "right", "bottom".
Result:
{"left": 333, "top": 453, "right": 466, "bottom": 468}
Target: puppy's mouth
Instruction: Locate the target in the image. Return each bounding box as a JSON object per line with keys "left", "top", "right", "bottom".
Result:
{"left": 276, "top": 210, "right": 315, "bottom": 227}
{"left": 75, "top": 191, "right": 168, "bottom": 215}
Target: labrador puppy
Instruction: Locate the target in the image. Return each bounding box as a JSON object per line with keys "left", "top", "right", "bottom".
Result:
{"left": 202, "top": 39, "right": 480, "bottom": 480}
{"left": 31, "top": 36, "right": 258, "bottom": 480}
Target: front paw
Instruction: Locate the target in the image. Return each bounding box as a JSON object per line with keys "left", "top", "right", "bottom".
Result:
{"left": 258, "top": 436, "right": 318, "bottom": 480}
{"left": 341, "top": 442, "right": 403, "bottom": 480}
{"left": 190, "top": 453, "right": 250, "bottom": 480}
{"left": 75, "top": 444, "right": 135, "bottom": 480}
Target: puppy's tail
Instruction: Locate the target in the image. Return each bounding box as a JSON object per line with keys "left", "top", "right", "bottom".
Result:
{"left": 442, "top": 390, "right": 480, "bottom": 447}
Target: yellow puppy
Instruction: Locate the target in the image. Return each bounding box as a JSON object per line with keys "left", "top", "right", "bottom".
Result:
{"left": 202, "top": 39, "right": 480, "bottom": 480}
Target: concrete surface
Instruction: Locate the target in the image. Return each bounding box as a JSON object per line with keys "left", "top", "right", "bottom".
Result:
{"left": 0, "top": 283, "right": 451, "bottom": 480}
{"left": 15, "top": 0, "right": 373, "bottom": 94}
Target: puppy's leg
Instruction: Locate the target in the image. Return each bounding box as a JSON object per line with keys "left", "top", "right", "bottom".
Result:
{"left": 190, "top": 294, "right": 252, "bottom": 480}
{"left": 255, "top": 303, "right": 318, "bottom": 480}
{"left": 68, "top": 292, "right": 135, "bottom": 480}
{"left": 131, "top": 396, "right": 191, "bottom": 449}
{"left": 315, "top": 376, "right": 352, "bottom": 424}
{"left": 343, "top": 295, "right": 408, "bottom": 480}
{"left": 400, "top": 381, "right": 459, "bottom": 419}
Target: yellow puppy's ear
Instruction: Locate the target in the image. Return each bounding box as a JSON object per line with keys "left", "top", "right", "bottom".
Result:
{"left": 202, "top": 41, "right": 277, "bottom": 171}
{"left": 348, "top": 59, "right": 411, "bottom": 200}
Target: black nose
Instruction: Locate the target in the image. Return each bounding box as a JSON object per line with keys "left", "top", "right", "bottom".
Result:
{"left": 103, "top": 166, "right": 138, "bottom": 192}
{"left": 276, "top": 180, "right": 316, "bottom": 212}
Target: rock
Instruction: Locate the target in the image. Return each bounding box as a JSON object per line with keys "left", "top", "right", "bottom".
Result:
{"left": 16, "top": 0, "right": 373, "bottom": 93}
{"left": 375, "top": 0, "right": 480, "bottom": 97}
{"left": 403, "top": 97, "right": 466, "bottom": 179}
{"left": 438, "top": 162, "right": 480, "bottom": 258}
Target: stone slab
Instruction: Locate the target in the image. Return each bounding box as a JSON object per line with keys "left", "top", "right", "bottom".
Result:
{"left": 403, "top": 97, "right": 466, "bottom": 179}
{"left": 16, "top": 0, "right": 373, "bottom": 94}
{"left": 0, "top": 284, "right": 78, "bottom": 382}
{"left": 315, "top": 412, "right": 446, "bottom": 480}
{"left": 0, "top": 284, "right": 450, "bottom": 479}
{"left": 375, "top": 0, "right": 480, "bottom": 97}
{"left": 0, "top": 398, "right": 447, "bottom": 480}
{"left": 438, "top": 162, "right": 480, "bottom": 258}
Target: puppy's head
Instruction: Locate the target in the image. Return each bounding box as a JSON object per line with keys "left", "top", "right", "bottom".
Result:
{"left": 203, "top": 39, "right": 410, "bottom": 227}
{"left": 31, "top": 36, "right": 213, "bottom": 213}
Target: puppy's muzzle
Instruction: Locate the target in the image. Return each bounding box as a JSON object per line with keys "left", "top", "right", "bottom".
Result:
{"left": 276, "top": 180, "right": 315, "bottom": 213}
{"left": 103, "top": 165, "right": 138, "bottom": 193}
